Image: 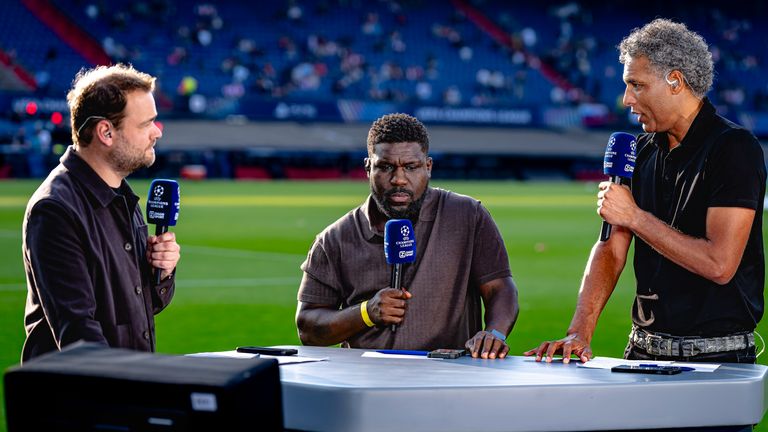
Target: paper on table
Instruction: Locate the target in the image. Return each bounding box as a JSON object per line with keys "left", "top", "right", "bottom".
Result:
{"left": 187, "top": 351, "right": 257, "bottom": 360}
{"left": 187, "top": 350, "right": 328, "bottom": 365}
{"left": 521, "top": 357, "right": 564, "bottom": 363}
{"left": 577, "top": 356, "right": 719, "bottom": 372}
{"left": 362, "top": 352, "right": 434, "bottom": 360}
{"left": 262, "top": 354, "right": 329, "bottom": 365}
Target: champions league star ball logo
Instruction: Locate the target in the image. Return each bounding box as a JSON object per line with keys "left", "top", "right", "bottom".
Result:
{"left": 153, "top": 185, "right": 164, "bottom": 199}
{"left": 630, "top": 139, "right": 637, "bottom": 153}
{"left": 400, "top": 225, "right": 410, "bottom": 237}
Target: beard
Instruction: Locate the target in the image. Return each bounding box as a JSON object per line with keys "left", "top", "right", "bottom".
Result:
{"left": 371, "top": 184, "right": 429, "bottom": 222}
{"left": 108, "top": 135, "right": 155, "bottom": 174}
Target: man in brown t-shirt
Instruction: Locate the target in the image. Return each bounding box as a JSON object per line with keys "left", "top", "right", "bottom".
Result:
{"left": 296, "top": 113, "right": 519, "bottom": 359}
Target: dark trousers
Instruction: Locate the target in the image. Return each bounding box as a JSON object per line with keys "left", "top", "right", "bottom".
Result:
{"left": 624, "top": 341, "right": 757, "bottom": 364}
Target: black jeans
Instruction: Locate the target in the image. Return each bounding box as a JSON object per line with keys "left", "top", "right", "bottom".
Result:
{"left": 624, "top": 341, "right": 757, "bottom": 364}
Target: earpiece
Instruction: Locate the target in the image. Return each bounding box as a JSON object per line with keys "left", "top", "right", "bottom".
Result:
{"left": 105, "top": 131, "right": 112, "bottom": 138}
{"left": 666, "top": 74, "right": 679, "bottom": 88}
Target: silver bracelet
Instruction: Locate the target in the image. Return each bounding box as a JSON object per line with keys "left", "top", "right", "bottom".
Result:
{"left": 489, "top": 329, "right": 506, "bottom": 342}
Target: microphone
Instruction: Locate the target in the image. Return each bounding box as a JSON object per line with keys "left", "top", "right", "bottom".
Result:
{"left": 384, "top": 219, "right": 417, "bottom": 332}
{"left": 146, "top": 179, "right": 180, "bottom": 284}
{"left": 600, "top": 132, "right": 637, "bottom": 241}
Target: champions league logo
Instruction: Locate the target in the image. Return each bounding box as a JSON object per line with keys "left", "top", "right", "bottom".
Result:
{"left": 146, "top": 179, "right": 179, "bottom": 226}
{"left": 153, "top": 185, "right": 164, "bottom": 199}
{"left": 148, "top": 184, "right": 168, "bottom": 219}
{"left": 400, "top": 225, "right": 410, "bottom": 238}
{"left": 384, "top": 219, "right": 416, "bottom": 265}
{"left": 604, "top": 132, "right": 636, "bottom": 175}
{"left": 393, "top": 224, "right": 415, "bottom": 256}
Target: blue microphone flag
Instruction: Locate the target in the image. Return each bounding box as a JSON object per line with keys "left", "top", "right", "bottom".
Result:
{"left": 146, "top": 179, "right": 180, "bottom": 227}
{"left": 603, "top": 132, "right": 637, "bottom": 178}
{"left": 384, "top": 219, "right": 416, "bottom": 265}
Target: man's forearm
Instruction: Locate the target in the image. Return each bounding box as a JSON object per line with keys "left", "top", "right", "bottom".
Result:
{"left": 482, "top": 279, "right": 519, "bottom": 335}
{"left": 297, "top": 303, "right": 369, "bottom": 346}
{"left": 567, "top": 239, "right": 627, "bottom": 342}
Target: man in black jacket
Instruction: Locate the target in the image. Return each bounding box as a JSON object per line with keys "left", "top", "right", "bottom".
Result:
{"left": 22, "top": 64, "right": 181, "bottom": 362}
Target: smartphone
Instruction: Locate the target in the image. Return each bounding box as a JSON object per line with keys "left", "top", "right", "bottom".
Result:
{"left": 427, "top": 349, "right": 466, "bottom": 359}
{"left": 236, "top": 346, "right": 298, "bottom": 356}
{"left": 611, "top": 365, "right": 682, "bottom": 375}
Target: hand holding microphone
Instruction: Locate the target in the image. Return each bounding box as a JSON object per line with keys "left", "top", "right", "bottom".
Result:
{"left": 383, "top": 219, "right": 417, "bottom": 332}
{"left": 599, "top": 133, "right": 637, "bottom": 241}
{"left": 146, "top": 179, "right": 181, "bottom": 284}
{"left": 365, "top": 287, "right": 412, "bottom": 327}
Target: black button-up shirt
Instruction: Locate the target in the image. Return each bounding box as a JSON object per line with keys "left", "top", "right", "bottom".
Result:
{"left": 22, "top": 146, "right": 175, "bottom": 361}
{"left": 631, "top": 98, "right": 766, "bottom": 336}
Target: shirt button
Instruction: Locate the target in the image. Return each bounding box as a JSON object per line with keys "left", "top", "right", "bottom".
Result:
{"left": 159, "top": 287, "right": 167, "bottom": 295}
{"left": 135, "top": 286, "right": 142, "bottom": 295}
{"left": 124, "top": 242, "right": 133, "bottom": 251}
{"left": 143, "top": 331, "right": 150, "bottom": 340}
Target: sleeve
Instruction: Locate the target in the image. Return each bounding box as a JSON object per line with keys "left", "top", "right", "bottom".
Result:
{"left": 298, "top": 236, "right": 343, "bottom": 306}
{"left": 137, "top": 212, "right": 175, "bottom": 314}
{"left": 707, "top": 129, "right": 766, "bottom": 209}
{"left": 24, "top": 199, "right": 108, "bottom": 347}
{"left": 152, "top": 272, "right": 175, "bottom": 314}
{"left": 470, "top": 203, "right": 513, "bottom": 286}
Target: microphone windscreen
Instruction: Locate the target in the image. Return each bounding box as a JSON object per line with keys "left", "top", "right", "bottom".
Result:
{"left": 146, "top": 179, "right": 180, "bottom": 226}
{"left": 384, "top": 219, "right": 416, "bottom": 265}
{"left": 603, "top": 132, "right": 637, "bottom": 178}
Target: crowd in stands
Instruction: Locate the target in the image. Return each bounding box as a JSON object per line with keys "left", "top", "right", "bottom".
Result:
{"left": 1, "top": 0, "right": 764, "bottom": 113}
{"left": 0, "top": 0, "right": 766, "bottom": 179}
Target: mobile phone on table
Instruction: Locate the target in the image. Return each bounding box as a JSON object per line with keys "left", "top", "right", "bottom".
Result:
{"left": 236, "top": 346, "right": 298, "bottom": 356}
{"left": 427, "top": 349, "right": 466, "bottom": 359}
{"left": 611, "top": 365, "right": 682, "bottom": 375}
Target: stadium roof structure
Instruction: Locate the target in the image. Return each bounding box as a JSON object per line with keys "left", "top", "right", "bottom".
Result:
{"left": 159, "top": 120, "right": 610, "bottom": 158}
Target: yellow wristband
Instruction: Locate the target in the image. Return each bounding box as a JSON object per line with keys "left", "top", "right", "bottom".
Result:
{"left": 360, "top": 300, "right": 375, "bottom": 327}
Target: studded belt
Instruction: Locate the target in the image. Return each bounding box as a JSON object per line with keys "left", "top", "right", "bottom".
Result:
{"left": 629, "top": 326, "right": 755, "bottom": 357}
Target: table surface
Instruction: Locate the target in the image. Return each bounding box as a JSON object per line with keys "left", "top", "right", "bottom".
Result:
{"left": 274, "top": 346, "right": 767, "bottom": 432}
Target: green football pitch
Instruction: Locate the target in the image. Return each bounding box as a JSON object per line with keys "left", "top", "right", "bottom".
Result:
{"left": 0, "top": 179, "right": 766, "bottom": 430}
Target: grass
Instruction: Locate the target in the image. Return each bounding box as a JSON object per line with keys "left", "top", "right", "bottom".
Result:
{"left": 0, "top": 179, "right": 765, "bottom": 430}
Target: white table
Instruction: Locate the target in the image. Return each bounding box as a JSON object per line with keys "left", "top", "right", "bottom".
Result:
{"left": 275, "top": 346, "right": 767, "bottom": 432}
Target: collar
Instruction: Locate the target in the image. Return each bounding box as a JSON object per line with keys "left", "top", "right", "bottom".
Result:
{"left": 359, "top": 187, "right": 439, "bottom": 241}
{"left": 646, "top": 97, "right": 717, "bottom": 152}
{"left": 61, "top": 146, "right": 139, "bottom": 208}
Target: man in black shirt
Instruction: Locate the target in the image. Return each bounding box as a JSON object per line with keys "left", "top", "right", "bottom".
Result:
{"left": 22, "top": 64, "right": 181, "bottom": 362}
{"left": 527, "top": 19, "right": 765, "bottom": 364}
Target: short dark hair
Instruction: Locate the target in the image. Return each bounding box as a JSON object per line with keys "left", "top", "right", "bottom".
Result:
{"left": 366, "top": 113, "right": 429, "bottom": 155}
{"left": 67, "top": 63, "right": 156, "bottom": 147}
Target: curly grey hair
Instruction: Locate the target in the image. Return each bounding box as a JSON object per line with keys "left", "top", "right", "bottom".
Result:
{"left": 618, "top": 18, "right": 713, "bottom": 98}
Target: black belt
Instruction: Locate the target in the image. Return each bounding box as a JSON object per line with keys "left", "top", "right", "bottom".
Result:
{"left": 629, "top": 326, "right": 755, "bottom": 357}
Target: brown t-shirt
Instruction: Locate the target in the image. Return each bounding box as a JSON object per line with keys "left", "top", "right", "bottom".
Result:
{"left": 298, "top": 187, "right": 512, "bottom": 350}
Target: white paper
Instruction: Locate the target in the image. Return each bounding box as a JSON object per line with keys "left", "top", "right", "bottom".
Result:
{"left": 361, "top": 352, "right": 433, "bottom": 360}
{"left": 187, "top": 351, "right": 258, "bottom": 360}
{"left": 577, "top": 356, "right": 719, "bottom": 372}
{"left": 521, "top": 356, "right": 564, "bottom": 363}
{"left": 187, "top": 350, "right": 328, "bottom": 365}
